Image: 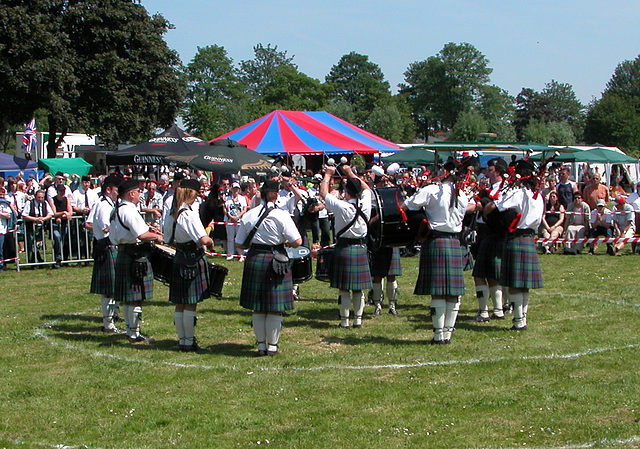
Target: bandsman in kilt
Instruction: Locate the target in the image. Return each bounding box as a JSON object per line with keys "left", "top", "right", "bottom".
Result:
{"left": 109, "top": 180, "right": 164, "bottom": 343}
{"left": 369, "top": 165, "right": 401, "bottom": 317}
{"left": 471, "top": 157, "right": 508, "bottom": 322}
{"left": 235, "top": 180, "right": 302, "bottom": 356}
{"left": 163, "top": 179, "right": 215, "bottom": 352}
{"left": 86, "top": 175, "right": 123, "bottom": 333}
{"left": 319, "top": 164, "right": 372, "bottom": 329}
{"left": 484, "top": 159, "right": 544, "bottom": 331}
{"left": 403, "top": 160, "right": 473, "bottom": 344}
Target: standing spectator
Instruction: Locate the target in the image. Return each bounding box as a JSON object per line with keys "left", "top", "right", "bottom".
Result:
{"left": 223, "top": 182, "right": 248, "bottom": 260}
{"left": 564, "top": 192, "right": 591, "bottom": 254}
{"left": 556, "top": 168, "right": 579, "bottom": 208}
{"left": 626, "top": 182, "right": 640, "bottom": 253}
{"left": 22, "top": 190, "right": 54, "bottom": 263}
{"left": 583, "top": 173, "right": 610, "bottom": 210}
{"left": 52, "top": 185, "right": 73, "bottom": 268}
{"left": 139, "top": 180, "right": 163, "bottom": 227}
{"left": 612, "top": 196, "right": 635, "bottom": 255}
{"left": 0, "top": 187, "right": 17, "bottom": 272}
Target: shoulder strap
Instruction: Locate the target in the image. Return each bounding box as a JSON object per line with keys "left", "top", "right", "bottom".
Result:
{"left": 336, "top": 201, "right": 367, "bottom": 239}
{"left": 168, "top": 207, "right": 189, "bottom": 246}
{"left": 242, "top": 204, "right": 273, "bottom": 248}
{"left": 111, "top": 203, "right": 131, "bottom": 232}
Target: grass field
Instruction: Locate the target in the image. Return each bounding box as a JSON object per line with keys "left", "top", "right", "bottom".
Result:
{"left": 0, "top": 249, "right": 639, "bottom": 449}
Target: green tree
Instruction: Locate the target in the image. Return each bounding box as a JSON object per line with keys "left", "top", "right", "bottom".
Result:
{"left": 237, "top": 43, "right": 326, "bottom": 118}
{"left": 515, "top": 81, "right": 584, "bottom": 141}
{"left": 449, "top": 109, "right": 487, "bottom": 141}
{"left": 585, "top": 94, "right": 640, "bottom": 156}
{"left": 0, "top": 0, "right": 184, "bottom": 157}
{"left": 585, "top": 55, "right": 640, "bottom": 156}
{"left": 325, "top": 52, "right": 391, "bottom": 128}
{"left": 183, "top": 45, "right": 246, "bottom": 140}
{"left": 522, "top": 118, "right": 550, "bottom": 144}
{"left": 401, "top": 42, "right": 492, "bottom": 139}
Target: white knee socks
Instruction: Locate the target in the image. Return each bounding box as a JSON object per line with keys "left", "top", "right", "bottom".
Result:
{"left": 491, "top": 285, "right": 504, "bottom": 317}
{"left": 352, "top": 291, "right": 365, "bottom": 326}
{"left": 252, "top": 313, "right": 267, "bottom": 351}
{"left": 265, "top": 314, "right": 282, "bottom": 353}
{"left": 475, "top": 285, "right": 489, "bottom": 317}
{"left": 183, "top": 310, "right": 197, "bottom": 346}
{"left": 430, "top": 299, "right": 446, "bottom": 342}
{"left": 174, "top": 311, "right": 185, "bottom": 345}
{"left": 339, "top": 290, "right": 351, "bottom": 327}
{"left": 443, "top": 300, "right": 460, "bottom": 342}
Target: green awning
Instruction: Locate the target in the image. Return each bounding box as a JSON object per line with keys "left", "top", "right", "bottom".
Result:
{"left": 38, "top": 158, "right": 93, "bottom": 177}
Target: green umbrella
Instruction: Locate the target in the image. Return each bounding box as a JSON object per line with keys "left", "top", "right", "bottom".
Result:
{"left": 582, "top": 147, "right": 637, "bottom": 163}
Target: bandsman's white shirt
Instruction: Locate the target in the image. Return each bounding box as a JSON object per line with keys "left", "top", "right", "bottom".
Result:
{"left": 496, "top": 187, "right": 544, "bottom": 231}
{"left": 324, "top": 189, "right": 372, "bottom": 239}
{"left": 405, "top": 181, "right": 468, "bottom": 233}
{"left": 236, "top": 202, "right": 301, "bottom": 246}
{"left": 109, "top": 200, "right": 149, "bottom": 245}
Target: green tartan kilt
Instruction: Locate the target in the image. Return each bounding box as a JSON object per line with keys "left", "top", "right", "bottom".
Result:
{"left": 415, "top": 236, "right": 465, "bottom": 297}
{"left": 90, "top": 245, "right": 117, "bottom": 295}
{"left": 369, "top": 246, "right": 402, "bottom": 277}
{"left": 501, "top": 235, "right": 543, "bottom": 289}
{"left": 330, "top": 243, "right": 372, "bottom": 291}
{"left": 472, "top": 234, "right": 504, "bottom": 280}
{"left": 239, "top": 248, "right": 294, "bottom": 312}
{"left": 169, "top": 254, "right": 210, "bottom": 304}
{"left": 114, "top": 250, "right": 154, "bottom": 303}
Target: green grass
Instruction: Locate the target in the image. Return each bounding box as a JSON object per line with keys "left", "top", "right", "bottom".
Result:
{"left": 0, "top": 249, "right": 639, "bottom": 449}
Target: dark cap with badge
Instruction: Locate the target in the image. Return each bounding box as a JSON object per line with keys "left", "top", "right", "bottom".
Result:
{"left": 118, "top": 179, "right": 140, "bottom": 198}
{"left": 180, "top": 179, "right": 201, "bottom": 192}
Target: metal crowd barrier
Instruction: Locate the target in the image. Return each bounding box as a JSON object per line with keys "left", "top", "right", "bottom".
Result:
{"left": 12, "top": 215, "right": 93, "bottom": 271}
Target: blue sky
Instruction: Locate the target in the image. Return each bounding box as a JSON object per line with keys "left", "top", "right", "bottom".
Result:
{"left": 142, "top": 0, "right": 640, "bottom": 106}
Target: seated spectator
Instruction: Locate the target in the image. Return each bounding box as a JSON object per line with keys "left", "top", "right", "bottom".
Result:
{"left": 541, "top": 190, "right": 565, "bottom": 254}
{"left": 564, "top": 191, "right": 590, "bottom": 254}
{"left": 588, "top": 199, "right": 613, "bottom": 255}
{"left": 612, "top": 196, "right": 635, "bottom": 256}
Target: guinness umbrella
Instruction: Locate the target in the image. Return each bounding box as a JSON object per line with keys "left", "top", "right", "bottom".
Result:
{"left": 106, "top": 125, "right": 208, "bottom": 165}
{"left": 164, "top": 139, "right": 274, "bottom": 176}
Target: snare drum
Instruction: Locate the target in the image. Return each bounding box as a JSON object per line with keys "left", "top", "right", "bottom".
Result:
{"left": 208, "top": 262, "right": 229, "bottom": 298}
{"left": 315, "top": 246, "right": 334, "bottom": 282}
{"left": 368, "top": 186, "right": 427, "bottom": 251}
{"left": 287, "top": 246, "right": 312, "bottom": 284}
{"left": 149, "top": 244, "right": 176, "bottom": 284}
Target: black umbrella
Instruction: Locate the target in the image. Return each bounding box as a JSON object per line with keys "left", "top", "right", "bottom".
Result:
{"left": 106, "top": 125, "right": 208, "bottom": 165}
{"left": 164, "top": 139, "right": 274, "bottom": 176}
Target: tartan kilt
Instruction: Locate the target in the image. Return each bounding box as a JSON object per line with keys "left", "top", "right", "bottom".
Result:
{"left": 114, "top": 250, "right": 154, "bottom": 303}
{"left": 471, "top": 234, "right": 504, "bottom": 280}
{"left": 240, "top": 248, "right": 294, "bottom": 312}
{"left": 369, "top": 247, "right": 402, "bottom": 277}
{"left": 90, "top": 245, "right": 117, "bottom": 295}
{"left": 414, "top": 237, "right": 465, "bottom": 297}
{"left": 501, "top": 235, "right": 543, "bottom": 289}
{"left": 169, "top": 253, "right": 210, "bottom": 305}
{"left": 330, "top": 243, "right": 372, "bottom": 291}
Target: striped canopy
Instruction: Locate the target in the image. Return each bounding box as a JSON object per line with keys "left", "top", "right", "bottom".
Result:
{"left": 213, "top": 110, "right": 402, "bottom": 156}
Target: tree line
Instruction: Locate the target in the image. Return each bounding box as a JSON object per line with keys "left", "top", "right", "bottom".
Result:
{"left": 1, "top": 1, "right": 639, "bottom": 157}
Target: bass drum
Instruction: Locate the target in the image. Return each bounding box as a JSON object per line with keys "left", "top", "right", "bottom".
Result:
{"left": 368, "top": 186, "right": 428, "bottom": 251}
{"left": 287, "top": 246, "right": 312, "bottom": 284}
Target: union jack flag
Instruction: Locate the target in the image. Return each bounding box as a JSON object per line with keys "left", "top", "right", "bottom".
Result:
{"left": 22, "top": 118, "right": 37, "bottom": 155}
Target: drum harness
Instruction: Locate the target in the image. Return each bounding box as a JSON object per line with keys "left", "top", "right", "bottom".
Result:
{"left": 335, "top": 199, "right": 368, "bottom": 246}
{"left": 169, "top": 207, "right": 205, "bottom": 280}
{"left": 112, "top": 203, "right": 152, "bottom": 297}
{"left": 241, "top": 204, "right": 291, "bottom": 276}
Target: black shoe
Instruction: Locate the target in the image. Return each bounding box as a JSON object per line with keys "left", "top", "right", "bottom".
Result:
{"left": 509, "top": 325, "right": 527, "bottom": 331}
{"left": 372, "top": 305, "right": 382, "bottom": 317}
{"left": 388, "top": 306, "right": 399, "bottom": 316}
{"left": 338, "top": 324, "right": 350, "bottom": 329}
{"left": 129, "top": 334, "right": 155, "bottom": 343}
{"left": 606, "top": 244, "right": 614, "bottom": 256}
{"left": 180, "top": 343, "right": 201, "bottom": 352}
{"left": 257, "top": 349, "right": 268, "bottom": 357}
{"left": 428, "top": 339, "right": 447, "bottom": 345}
{"left": 491, "top": 314, "right": 506, "bottom": 320}
{"left": 473, "top": 315, "right": 490, "bottom": 322}
{"left": 101, "top": 326, "right": 126, "bottom": 334}
{"left": 267, "top": 350, "right": 279, "bottom": 356}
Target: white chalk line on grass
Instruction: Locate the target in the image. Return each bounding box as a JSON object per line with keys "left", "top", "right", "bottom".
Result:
{"left": 36, "top": 314, "right": 640, "bottom": 372}
{"left": 3, "top": 433, "right": 639, "bottom": 449}
{"left": 557, "top": 292, "right": 640, "bottom": 308}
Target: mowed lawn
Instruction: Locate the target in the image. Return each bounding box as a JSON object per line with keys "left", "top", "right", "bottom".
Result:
{"left": 0, "top": 248, "right": 639, "bottom": 449}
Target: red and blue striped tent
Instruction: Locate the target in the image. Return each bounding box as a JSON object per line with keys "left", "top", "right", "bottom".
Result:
{"left": 213, "top": 110, "right": 402, "bottom": 156}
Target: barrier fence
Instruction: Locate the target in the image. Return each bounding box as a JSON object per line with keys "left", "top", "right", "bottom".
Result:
{"left": 3, "top": 219, "right": 639, "bottom": 271}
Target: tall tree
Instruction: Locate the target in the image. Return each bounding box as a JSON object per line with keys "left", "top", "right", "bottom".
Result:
{"left": 237, "top": 43, "right": 327, "bottom": 118}
{"left": 183, "top": 45, "right": 246, "bottom": 140}
{"left": 401, "top": 42, "right": 492, "bottom": 139}
{"left": 515, "top": 81, "right": 584, "bottom": 141}
{"left": 0, "top": 0, "right": 184, "bottom": 157}
{"left": 325, "top": 52, "right": 391, "bottom": 127}
{"left": 585, "top": 55, "right": 640, "bottom": 156}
